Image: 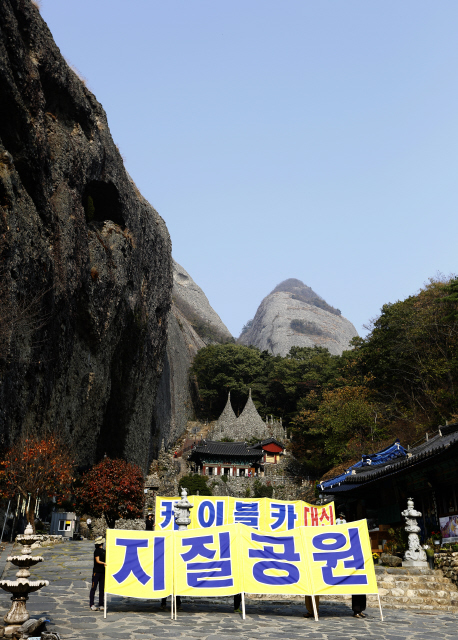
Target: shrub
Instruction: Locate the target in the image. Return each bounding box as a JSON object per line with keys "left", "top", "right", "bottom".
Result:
{"left": 253, "top": 480, "right": 273, "bottom": 498}
{"left": 179, "top": 474, "right": 212, "bottom": 496}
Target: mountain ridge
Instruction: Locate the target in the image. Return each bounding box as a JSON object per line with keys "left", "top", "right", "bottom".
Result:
{"left": 238, "top": 278, "right": 358, "bottom": 356}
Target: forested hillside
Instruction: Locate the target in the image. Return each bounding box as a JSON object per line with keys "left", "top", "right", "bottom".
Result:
{"left": 192, "top": 277, "right": 458, "bottom": 477}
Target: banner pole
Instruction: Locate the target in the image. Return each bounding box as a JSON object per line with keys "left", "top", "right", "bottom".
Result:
{"left": 174, "top": 595, "right": 177, "bottom": 621}
{"left": 241, "top": 592, "right": 245, "bottom": 620}
{"left": 377, "top": 594, "right": 384, "bottom": 621}
{"left": 104, "top": 592, "right": 107, "bottom": 619}
{"left": 311, "top": 595, "right": 318, "bottom": 622}
{"left": 171, "top": 527, "right": 175, "bottom": 621}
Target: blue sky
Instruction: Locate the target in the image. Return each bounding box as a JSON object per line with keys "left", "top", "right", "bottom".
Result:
{"left": 40, "top": 1, "right": 458, "bottom": 337}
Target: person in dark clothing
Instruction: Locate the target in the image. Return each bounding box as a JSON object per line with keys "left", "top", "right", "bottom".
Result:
{"left": 89, "top": 536, "right": 106, "bottom": 611}
{"left": 161, "top": 596, "right": 181, "bottom": 610}
{"left": 145, "top": 514, "right": 154, "bottom": 531}
{"left": 352, "top": 594, "right": 367, "bottom": 618}
{"left": 234, "top": 593, "right": 242, "bottom": 613}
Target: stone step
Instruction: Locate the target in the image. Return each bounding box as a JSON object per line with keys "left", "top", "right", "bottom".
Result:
{"left": 247, "top": 566, "right": 458, "bottom": 611}
{"left": 378, "top": 577, "right": 458, "bottom": 589}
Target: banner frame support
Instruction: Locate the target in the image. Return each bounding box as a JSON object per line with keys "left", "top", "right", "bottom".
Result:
{"left": 241, "top": 592, "right": 245, "bottom": 620}
{"left": 104, "top": 592, "right": 107, "bottom": 619}
{"left": 311, "top": 594, "right": 318, "bottom": 621}
{"left": 377, "top": 593, "right": 384, "bottom": 621}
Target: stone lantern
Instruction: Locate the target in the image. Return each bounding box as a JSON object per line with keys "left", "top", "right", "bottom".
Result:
{"left": 402, "top": 498, "right": 427, "bottom": 567}
{"left": 173, "top": 488, "right": 193, "bottom": 530}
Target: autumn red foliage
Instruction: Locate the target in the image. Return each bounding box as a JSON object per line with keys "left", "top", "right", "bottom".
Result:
{"left": 0, "top": 435, "right": 74, "bottom": 531}
{"left": 75, "top": 458, "right": 144, "bottom": 528}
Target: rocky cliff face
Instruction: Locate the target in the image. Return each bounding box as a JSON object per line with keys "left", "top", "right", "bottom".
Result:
{"left": 238, "top": 279, "right": 358, "bottom": 356}
{"left": 171, "top": 260, "right": 232, "bottom": 344}
{"left": 153, "top": 261, "right": 232, "bottom": 450}
{"left": 0, "top": 0, "right": 172, "bottom": 471}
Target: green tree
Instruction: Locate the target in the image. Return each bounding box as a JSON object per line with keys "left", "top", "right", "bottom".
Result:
{"left": 179, "top": 474, "right": 212, "bottom": 496}
{"left": 351, "top": 278, "right": 458, "bottom": 429}
{"left": 291, "top": 385, "right": 379, "bottom": 472}
{"left": 253, "top": 480, "right": 273, "bottom": 498}
{"left": 191, "top": 343, "right": 269, "bottom": 418}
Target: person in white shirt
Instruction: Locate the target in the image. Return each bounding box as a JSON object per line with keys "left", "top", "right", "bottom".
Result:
{"left": 335, "top": 512, "right": 346, "bottom": 524}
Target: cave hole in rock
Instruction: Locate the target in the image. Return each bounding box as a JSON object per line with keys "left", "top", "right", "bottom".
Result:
{"left": 83, "top": 180, "right": 125, "bottom": 228}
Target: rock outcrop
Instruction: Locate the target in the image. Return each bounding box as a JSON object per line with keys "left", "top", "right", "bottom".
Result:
{"left": 0, "top": 0, "right": 172, "bottom": 470}
{"left": 153, "top": 261, "right": 232, "bottom": 450}
{"left": 239, "top": 278, "right": 358, "bottom": 356}
{"left": 171, "top": 260, "right": 232, "bottom": 344}
{"left": 153, "top": 303, "right": 205, "bottom": 451}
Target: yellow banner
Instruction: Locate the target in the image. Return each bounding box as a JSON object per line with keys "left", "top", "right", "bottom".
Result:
{"left": 301, "top": 502, "right": 335, "bottom": 527}
{"left": 105, "top": 520, "right": 377, "bottom": 599}
{"left": 264, "top": 499, "right": 303, "bottom": 532}
{"left": 155, "top": 496, "right": 180, "bottom": 530}
{"left": 174, "top": 524, "right": 242, "bottom": 596}
{"left": 105, "top": 529, "right": 173, "bottom": 599}
{"left": 301, "top": 519, "right": 377, "bottom": 595}
{"left": 155, "top": 495, "right": 335, "bottom": 531}
{"left": 189, "top": 495, "right": 228, "bottom": 529}
{"left": 226, "top": 497, "right": 266, "bottom": 529}
{"left": 240, "top": 524, "right": 311, "bottom": 595}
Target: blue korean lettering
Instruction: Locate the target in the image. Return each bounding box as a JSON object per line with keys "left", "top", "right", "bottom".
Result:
{"left": 270, "top": 503, "right": 298, "bottom": 530}
{"left": 181, "top": 535, "right": 216, "bottom": 561}
{"left": 197, "top": 500, "right": 225, "bottom": 528}
{"left": 249, "top": 533, "right": 300, "bottom": 585}
{"left": 113, "top": 539, "right": 151, "bottom": 585}
{"left": 153, "top": 537, "right": 165, "bottom": 591}
{"left": 287, "top": 505, "right": 298, "bottom": 529}
{"left": 233, "top": 501, "right": 260, "bottom": 528}
{"left": 312, "top": 527, "right": 368, "bottom": 586}
{"left": 181, "top": 532, "right": 233, "bottom": 588}
{"left": 158, "top": 501, "right": 179, "bottom": 530}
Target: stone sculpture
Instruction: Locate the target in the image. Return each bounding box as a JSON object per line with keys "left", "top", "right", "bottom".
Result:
{"left": 173, "top": 488, "right": 194, "bottom": 531}
{"left": 0, "top": 523, "right": 49, "bottom": 637}
{"left": 402, "top": 498, "right": 427, "bottom": 567}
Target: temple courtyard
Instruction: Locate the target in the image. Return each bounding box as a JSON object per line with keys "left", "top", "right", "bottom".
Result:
{"left": 0, "top": 541, "right": 457, "bottom": 640}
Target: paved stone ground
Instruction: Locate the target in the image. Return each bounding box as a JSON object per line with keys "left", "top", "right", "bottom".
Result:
{"left": 1, "top": 541, "right": 457, "bottom": 640}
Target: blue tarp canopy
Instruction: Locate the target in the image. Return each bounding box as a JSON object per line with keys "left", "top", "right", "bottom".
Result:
{"left": 319, "top": 440, "right": 407, "bottom": 490}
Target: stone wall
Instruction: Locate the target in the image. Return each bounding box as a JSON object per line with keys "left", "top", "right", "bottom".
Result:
{"left": 87, "top": 516, "right": 146, "bottom": 539}
{"left": 435, "top": 551, "right": 458, "bottom": 589}
{"left": 207, "top": 475, "right": 308, "bottom": 500}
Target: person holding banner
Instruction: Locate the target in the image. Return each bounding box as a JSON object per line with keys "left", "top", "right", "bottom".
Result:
{"left": 89, "top": 536, "right": 106, "bottom": 611}
{"left": 304, "top": 595, "right": 319, "bottom": 618}
{"left": 352, "top": 594, "right": 367, "bottom": 618}
{"left": 161, "top": 596, "right": 181, "bottom": 611}
{"left": 234, "top": 593, "right": 242, "bottom": 614}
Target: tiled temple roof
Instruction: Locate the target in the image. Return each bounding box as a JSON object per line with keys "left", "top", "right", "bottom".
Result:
{"left": 189, "top": 440, "right": 264, "bottom": 459}
{"left": 252, "top": 438, "right": 285, "bottom": 450}
{"left": 320, "top": 423, "right": 458, "bottom": 492}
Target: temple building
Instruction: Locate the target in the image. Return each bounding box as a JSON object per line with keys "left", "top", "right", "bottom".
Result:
{"left": 319, "top": 423, "right": 458, "bottom": 543}
{"left": 189, "top": 390, "right": 286, "bottom": 476}
{"left": 188, "top": 441, "right": 264, "bottom": 476}
{"left": 188, "top": 437, "right": 286, "bottom": 477}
